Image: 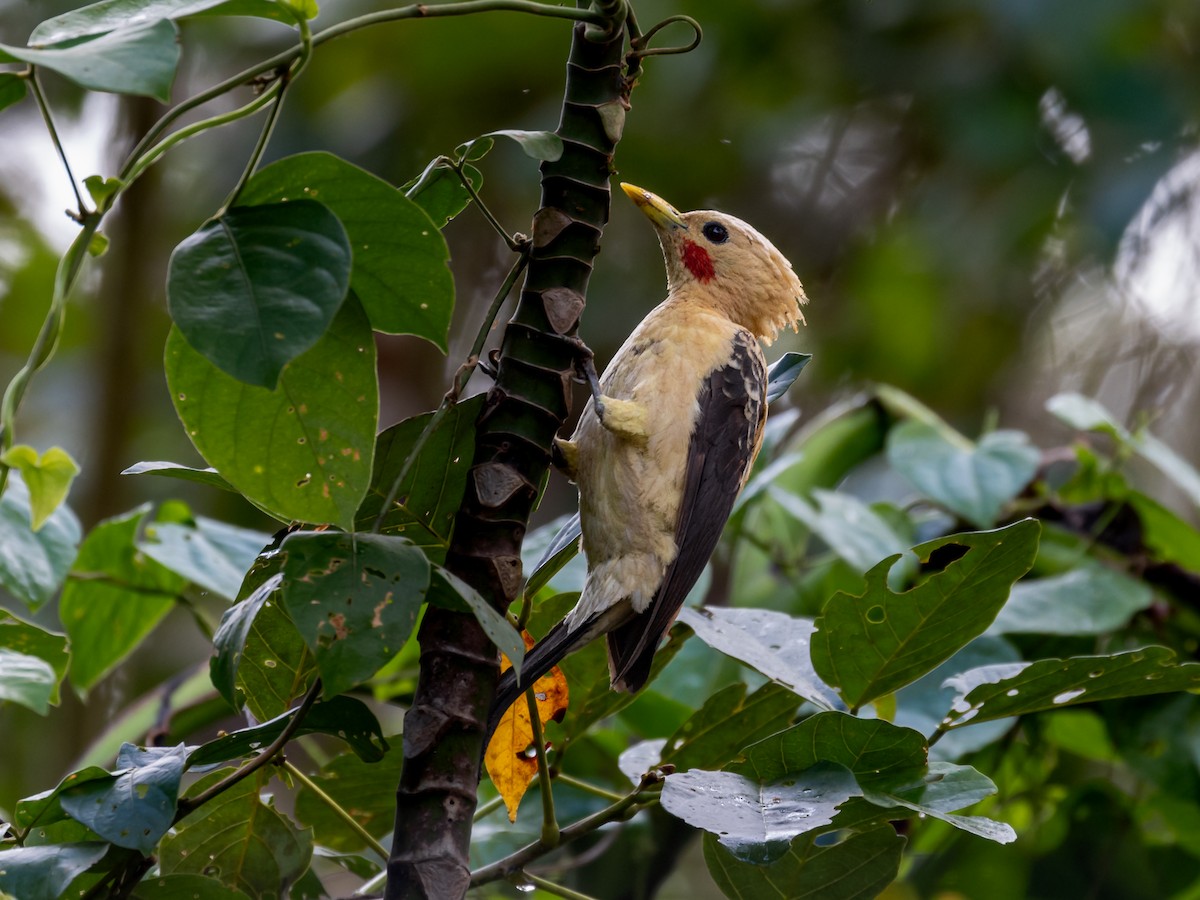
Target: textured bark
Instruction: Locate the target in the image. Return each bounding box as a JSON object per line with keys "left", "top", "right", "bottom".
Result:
{"left": 385, "top": 10, "right": 630, "bottom": 898}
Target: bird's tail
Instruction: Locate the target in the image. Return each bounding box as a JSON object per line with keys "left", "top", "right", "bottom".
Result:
{"left": 486, "top": 603, "right": 630, "bottom": 739}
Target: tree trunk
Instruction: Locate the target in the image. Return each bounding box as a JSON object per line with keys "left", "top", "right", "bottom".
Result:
{"left": 385, "top": 8, "right": 630, "bottom": 897}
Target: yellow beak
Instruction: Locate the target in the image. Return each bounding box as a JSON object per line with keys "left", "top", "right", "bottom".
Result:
{"left": 620, "top": 183, "right": 686, "bottom": 230}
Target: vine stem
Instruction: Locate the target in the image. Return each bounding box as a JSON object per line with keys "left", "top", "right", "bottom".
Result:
{"left": 453, "top": 160, "right": 524, "bottom": 250}
{"left": 28, "top": 69, "right": 86, "bottom": 216}
{"left": 526, "top": 688, "right": 560, "bottom": 846}
{"left": 117, "top": 0, "right": 607, "bottom": 183}
{"left": 519, "top": 872, "right": 599, "bottom": 900}
{"left": 174, "top": 679, "right": 323, "bottom": 818}
{"left": 281, "top": 758, "right": 390, "bottom": 860}
{"left": 469, "top": 773, "right": 663, "bottom": 886}
{"left": 371, "top": 246, "right": 530, "bottom": 533}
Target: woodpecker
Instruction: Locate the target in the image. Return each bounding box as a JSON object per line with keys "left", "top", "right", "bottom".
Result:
{"left": 489, "top": 183, "right": 807, "bottom": 732}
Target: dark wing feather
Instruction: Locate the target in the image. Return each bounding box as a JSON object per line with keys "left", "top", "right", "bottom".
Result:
{"left": 608, "top": 330, "right": 767, "bottom": 691}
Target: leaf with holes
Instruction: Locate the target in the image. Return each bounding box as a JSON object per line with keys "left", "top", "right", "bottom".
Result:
{"left": 704, "top": 825, "right": 904, "bottom": 900}
{"left": 280, "top": 531, "right": 430, "bottom": 697}
{"left": 887, "top": 421, "right": 1040, "bottom": 528}
{"left": 211, "top": 570, "right": 285, "bottom": 710}
{"left": 167, "top": 200, "right": 351, "bottom": 389}
{"left": 811, "top": 519, "right": 1039, "bottom": 711}
{"left": 241, "top": 152, "right": 454, "bottom": 346}
{"left": 0, "top": 20, "right": 179, "bottom": 100}
{"left": 158, "top": 769, "right": 311, "bottom": 894}
{"left": 354, "top": 395, "right": 483, "bottom": 557}
{"left": 60, "top": 744, "right": 187, "bottom": 854}
{"left": 166, "top": 294, "right": 378, "bottom": 531}
{"left": 942, "top": 646, "right": 1200, "bottom": 729}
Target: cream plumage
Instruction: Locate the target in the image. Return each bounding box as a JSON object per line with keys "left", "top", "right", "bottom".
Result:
{"left": 490, "top": 183, "right": 806, "bottom": 729}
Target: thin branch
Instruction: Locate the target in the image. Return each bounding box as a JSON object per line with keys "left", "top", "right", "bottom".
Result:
{"left": 282, "top": 759, "right": 390, "bottom": 860}
{"left": 552, "top": 772, "right": 626, "bottom": 803}
{"left": 453, "top": 161, "right": 523, "bottom": 250}
{"left": 469, "top": 773, "right": 664, "bottom": 886}
{"left": 526, "top": 688, "right": 560, "bottom": 847}
{"left": 175, "top": 679, "right": 322, "bottom": 818}
{"left": 519, "top": 872, "right": 599, "bottom": 900}
{"left": 28, "top": 70, "right": 86, "bottom": 216}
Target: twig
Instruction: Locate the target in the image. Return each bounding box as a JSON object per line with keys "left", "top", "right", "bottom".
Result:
{"left": 281, "top": 758, "right": 389, "bottom": 860}
{"left": 518, "top": 871, "right": 598, "bottom": 900}
{"left": 28, "top": 70, "right": 86, "bottom": 216}
{"left": 526, "top": 688, "right": 560, "bottom": 847}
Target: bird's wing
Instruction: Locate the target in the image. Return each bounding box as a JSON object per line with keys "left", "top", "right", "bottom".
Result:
{"left": 608, "top": 330, "right": 768, "bottom": 691}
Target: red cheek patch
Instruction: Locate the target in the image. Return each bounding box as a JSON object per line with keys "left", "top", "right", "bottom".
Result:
{"left": 682, "top": 239, "right": 715, "bottom": 283}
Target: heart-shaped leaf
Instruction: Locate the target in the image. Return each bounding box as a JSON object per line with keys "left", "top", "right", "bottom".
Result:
{"left": 888, "top": 421, "right": 1040, "bottom": 528}
{"left": 0, "top": 446, "right": 80, "bottom": 532}
{"left": 30, "top": 0, "right": 289, "bottom": 45}
{"left": 168, "top": 200, "right": 352, "bottom": 389}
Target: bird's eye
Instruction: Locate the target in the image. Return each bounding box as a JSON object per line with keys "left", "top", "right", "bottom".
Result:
{"left": 702, "top": 221, "right": 729, "bottom": 244}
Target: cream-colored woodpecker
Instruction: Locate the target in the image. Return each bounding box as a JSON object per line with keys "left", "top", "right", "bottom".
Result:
{"left": 490, "top": 183, "right": 807, "bottom": 729}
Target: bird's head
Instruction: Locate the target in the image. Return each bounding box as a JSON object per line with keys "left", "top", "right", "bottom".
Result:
{"left": 621, "top": 182, "right": 807, "bottom": 343}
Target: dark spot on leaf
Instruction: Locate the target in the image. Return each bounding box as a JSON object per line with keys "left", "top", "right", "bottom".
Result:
{"left": 866, "top": 605, "right": 886, "bottom": 624}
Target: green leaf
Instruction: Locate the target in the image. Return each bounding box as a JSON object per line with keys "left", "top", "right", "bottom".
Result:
{"left": 83, "top": 174, "right": 122, "bottom": 209}
{"left": 429, "top": 566, "right": 524, "bottom": 678}
{"left": 294, "top": 743, "right": 403, "bottom": 853}
{"left": 0, "top": 609, "right": 68, "bottom": 706}
{"left": 662, "top": 761, "right": 863, "bottom": 863}
{"left": 403, "top": 160, "right": 483, "bottom": 228}
{"left": 167, "top": 200, "right": 352, "bottom": 389}
{"left": 188, "top": 695, "right": 387, "bottom": 766}
{"left": 484, "top": 129, "right": 564, "bottom": 161}
{"left": 29, "top": 0, "right": 286, "bottom": 45}
{"left": 0, "top": 647, "right": 57, "bottom": 715}
{"left": 0, "top": 20, "right": 179, "bottom": 101}
{"left": 280, "top": 531, "right": 430, "bottom": 697}
{"left": 887, "top": 421, "right": 1040, "bottom": 528}
{"left": 137, "top": 515, "right": 268, "bottom": 601}
{"left": 811, "top": 519, "right": 1040, "bottom": 710}
{"left": 132, "top": 874, "right": 252, "bottom": 900}
{"left": 159, "top": 770, "right": 312, "bottom": 896}
{"left": 1128, "top": 491, "right": 1200, "bottom": 571}
{"left": 354, "top": 395, "right": 484, "bottom": 555}
{"left": 166, "top": 294, "right": 378, "bottom": 531}
{"left": 676, "top": 606, "right": 841, "bottom": 711}
{"left": 1048, "top": 392, "right": 1200, "bottom": 507}
{"left": 240, "top": 151, "right": 454, "bottom": 346}
{"left": 60, "top": 744, "right": 187, "bottom": 854}
{"left": 0, "top": 73, "right": 27, "bottom": 113}
{"left": 0, "top": 472, "right": 81, "bottom": 610}
{"left": 522, "top": 512, "right": 582, "bottom": 598}
{"left": 659, "top": 682, "right": 802, "bottom": 774}
{"left": 0, "top": 445, "right": 79, "bottom": 532}
{"left": 14, "top": 767, "right": 113, "bottom": 832}
{"left": 765, "top": 352, "right": 812, "bottom": 404}
{"left": 59, "top": 505, "right": 188, "bottom": 695}
{"left": 0, "top": 843, "right": 109, "bottom": 900}
{"left": 943, "top": 646, "right": 1200, "bottom": 729}
{"left": 211, "top": 571, "right": 283, "bottom": 710}
{"left": 121, "top": 460, "right": 237, "bottom": 492}
{"left": 987, "top": 565, "right": 1153, "bottom": 636}
{"left": 240, "top": 587, "right": 317, "bottom": 722}
{"left": 860, "top": 760, "right": 1014, "bottom": 843}
{"left": 704, "top": 825, "right": 904, "bottom": 900}
{"left": 771, "top": 487, "right": 914, "bottom": 588}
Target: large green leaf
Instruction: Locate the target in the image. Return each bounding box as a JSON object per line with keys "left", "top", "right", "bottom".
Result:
{"left": 887, "top": 421, "right": 1040, "bottom": 528}
{"left": 30, "top": 0, "right": 287, "bottom": 45}
{"left": 138, "top": 515, "right": 269, "bottom": 601}
{"left": 987, "top": 565, "right": 1153, "bottom": 636}
{"left": 704, "top": 825, "right": 904, "bottom": 900}
{"left": 354, "top": 395, "right": 484, "bottom": 555}
{"left": 241, "top": 151, "right": 454, "bottom": 346}
{"left": 676, "top": 607, "right": 841, "bottom": 711}
{"left": 0, "top": 647, "right": 57, "bottom": 715}
{"left": 280, "top": 531, "right": 430, "bottom": 697}
{"left": 167, "top": 200, "right": 352, "bottom": 389}
{"left": 60, "top": 744, "right": 187, "bottom": 854}
{"left": 811, "top": 519, "right": 1039, "bottom": 711}
{"left": 0, "top": 609, "right": 68, "bottom": 706}
{"left": 0, "top": 843, "right": 109, "bottom": 900}
{"left": 943, "top": 646, "right": 1200, "bottom": 729}
{"left": 0, "top": 472, "right": 81, "bottom": 611}
{"left": 159, "top": 770, "right": 312, "bottom": 897}
{"left": 166, "top": 294, "right": 378, "bottom": 531}
{"left": 661, "top": 682, "right": 801, "bottom": 774}
{"left": 131, "top": 874, "right": 252, "bottom": 900}
{"left": 59, "top": 505, "right": 188, "bottom": 695}
{"left": 0, "top": 20, "right": 179, "bottom": 100}
{"left": 13, "top": 766, "right": 113, "bottom": 832}
{"left": 294, "top": 742, "right": 403, "bottom": 853}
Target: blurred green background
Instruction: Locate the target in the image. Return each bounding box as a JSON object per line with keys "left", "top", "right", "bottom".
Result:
{"left": 2, "top": 0, "right": 1199, "bottom": 894}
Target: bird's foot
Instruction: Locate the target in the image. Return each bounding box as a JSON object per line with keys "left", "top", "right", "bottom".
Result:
{"left": 595, "top": 396, "right": 649, "bottom": 445}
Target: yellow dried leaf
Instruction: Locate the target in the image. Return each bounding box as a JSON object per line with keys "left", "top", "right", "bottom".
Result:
{"left": 484, "top": 630, "right": 569, "bottom": 822}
